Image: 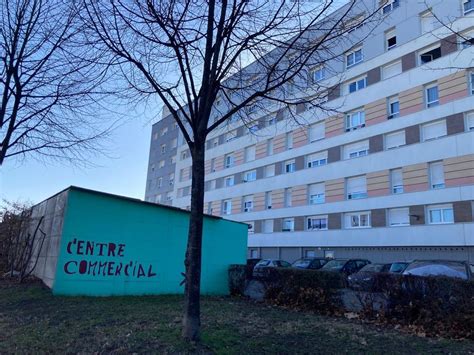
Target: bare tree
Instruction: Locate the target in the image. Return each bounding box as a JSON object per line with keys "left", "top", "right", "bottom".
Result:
{"left": 0, "top": 0, "right": 113, "bottom": 166}
{"left": 82, "top": 0, "right": 383, "bottom": 341}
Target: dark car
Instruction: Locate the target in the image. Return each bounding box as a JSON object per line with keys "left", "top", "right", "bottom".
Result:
{"left": 347, "top": 263, "right": 390, "bottom": 290}
{"left": 292, "top": 258, "right": 328, "bottom": 270}
{"left": 403, "top": 260, "right": 472, "bottom": 280}
{"left": 388, "top": 262, "right": 409, "bottom": 273}
{"left": 253, "top": 259, "right": 291, "bottom": 278}
{"left": 321, "top": 259, "right": 371, "bottom": 276}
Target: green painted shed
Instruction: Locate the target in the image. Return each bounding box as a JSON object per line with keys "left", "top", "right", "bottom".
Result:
{"left": 27, "top": 186, "right": 247, "bottom": 296}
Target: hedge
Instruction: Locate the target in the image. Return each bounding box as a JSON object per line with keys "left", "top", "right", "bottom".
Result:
{"left": 369, "top": 273, "right": 474, "bottom": 339}
{"left": 263, "top": 268, "right": 346, "bottom": 315}
{"left": 228, "top": 264, "right": 247, "bottom": 296}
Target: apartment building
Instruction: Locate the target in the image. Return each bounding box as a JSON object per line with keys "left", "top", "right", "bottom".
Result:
{"left": 145, "top": 0, "right": 474, "bottom": 263}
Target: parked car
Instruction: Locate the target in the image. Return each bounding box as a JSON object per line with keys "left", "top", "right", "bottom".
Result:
{"left": 347, "top": 263, "right": 390, "bottom": 290}
{"left": 253, "top": 259, "right": 291, "bottom": 278}
{"left": 403, "top": 260, "right": 472, "bottom": 280}
{"left": 292, "top": 258, "right": 328, "bottom": 270}
{"left": 320, "top": 259, "right": 371, "bottom": 276}
{"left": 388, "top": 262, "right": 409, "bottom": 273}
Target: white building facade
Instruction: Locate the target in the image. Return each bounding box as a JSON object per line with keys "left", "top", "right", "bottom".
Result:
{"left": 145, "top": 0, "right": 474, "bottom": 263}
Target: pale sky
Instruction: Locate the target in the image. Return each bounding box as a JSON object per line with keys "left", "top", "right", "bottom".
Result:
{"left": 1, "top": 116, "right": 152, "bottom": 205}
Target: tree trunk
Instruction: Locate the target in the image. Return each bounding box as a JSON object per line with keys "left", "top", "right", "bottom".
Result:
{"left": 182, "top": 140, "right": 206, "bottom": 341}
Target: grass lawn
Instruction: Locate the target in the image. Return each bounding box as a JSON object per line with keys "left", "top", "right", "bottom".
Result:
{"left": 0, "top": 279, "right": 472, "bottom": 354}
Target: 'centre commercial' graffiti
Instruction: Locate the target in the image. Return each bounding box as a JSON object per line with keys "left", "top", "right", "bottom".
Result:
{"left": 63, "top": 238, "right": 157, "bottom": 279}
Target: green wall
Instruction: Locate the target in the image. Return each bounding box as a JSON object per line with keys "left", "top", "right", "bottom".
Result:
{"left": 53, "top": 188, "right": 247, "bottom": 296}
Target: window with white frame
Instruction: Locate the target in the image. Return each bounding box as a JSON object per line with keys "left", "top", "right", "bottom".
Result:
{"left": 282, "top": 218, "right": 295, "bottom": 232}
{"left": 210, "top": 180, "right": 216, "bottom": 190}
{"left": 419, "top": 45, "right": 441, "bottom": 64}
{"left": 243, "top": 170, "right": 257, "bottom": 182}
{"left": 425, "top": 84, "right": 439, "bottom": 108}
{"left": 422, "top": 120, "right": 447, "bottom": 141}
{"left": 171, "top": 138, "right": 177, "bottom": 149}
{"left": 389, "top": 207, "right": 410, "bottom": 226}
{"left": 463, "top": 0, "right": 474, "bottom": 14}
{"left": 267, "top": 138, "right": 274, "bottom": 155}
{"left": 309, "top": 122, "right": 325, "bottom": 142}
{"left": 343, "top": 140, "right": 369, "bottom": 159}
{"left": 181, "top": 150, "right": 188, "bottom": 160}
{"left": 156, "top": 194, "right": 162, "bottom": 203}
{"left": 307, "top": 151, "right": 328, "bottom": 168}
{"left": 243, "top": 195, "right": 253, "bottom": 212}
{"left": 161, "top": 126, "right": 168, "bottom": 136}
{"left": 429, "top": 161, "right": 445, "bottom": 189}
{"left": 226, "top": 130, "right": 237, "bottom": 142}
{"left": 345, "top": 110, "right": 365, "bottom": 131}
{"left": 385, "top": 130, "right": 405, "bottom": 149}
{"left": 470, "top": 72, "right": 474, "bottom": 94}
{"left": 157, "top": 177, "right": 162, "bottom": 188}
{"left": 159, "top": 160, "right": 165, "bottom": 168}
{"left": 345, "top": 211, "right": 371, "bottom": 228}
{"left": 346, "top": 175, "right": 367, "bottom": 200}
{"left": 347, "top": 76, "right": 367, "bottom": 94}
{"left": 346, "top": 47, "right": 363, "bottom": 68}
{"left": 382, "top": 0, "right": 399, "bottom": 14}
{"left": 247, "top": 222, "right": 255, "bottom": 234}
{"left": 466, "top": 112, "right": 474, "bottom": 131}
{"left": 248, "top": 124, "right": 259, "bottom": 134}
{"left": 307, "top": 216, "right": 328, "bottom": 231}
{"left": 285, "top": 160, "right": 296, "bottom": 173}
{"left": 207, "top": 202, "right": 213, "bottom": 214}
{"left": 428, "top": 204, "right": 454, "bottom": 224}
{"left": 265, "top": 192, "right": 272, "bottom": 209}
{"left": 284, "top": 188, "right": 292, "bottom": 207}
{"left": 210, "top": 158, "right": 216, "bottom": 172}
{"left": 169, "top": 173, "right": 174, "bottom": 186}
{"left": 385, "top": 28, "right": 397, "bottom": 50}
{"left": 244, "top": 145, "right": 256, "bottom": 162}
{"left": 309, "top": 183, "right": 325, "bottom": 204}
{"left": 311, "top": 66, "right": 325, "bottom": 83}
{"left": 267, "top": 116, "right": 276, "bottom": 126}
{"left": 286, "top": 132, "right": 293, "bottom": 149}
{"left": 391, "top": 168, "right": 403, "bottom": 194}
{"left": 460, "top": 30, "right": 474, "bottom": 49}
{"left": 263, "top": 220, "right": 274, "bottom": 233}
{"left": 222, "top": 199, "right": 232, "bottom": 215}
{"left": 225, "top": 176, "right": 235, "bottom": 187}
{"left": 170, "top": 156, "right": 176, "bottom": 164}
{"left": 382, "top": 60, "right": 402, "bottom": 80}
{"left": 420, "top": 11, "right": 438, "bottom": 34}
{"left": 387, "top": 96, "right": 400, "bottom": 119}
{"left": 265, "top": 164, "right": 275, "bottom": 178}
{"left": 224, "top": 153, "right": 234, "bottom": 168}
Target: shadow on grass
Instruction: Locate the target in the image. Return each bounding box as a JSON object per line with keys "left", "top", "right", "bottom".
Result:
{"left": 0, "top": 279, "right": 472, "bottom": 354}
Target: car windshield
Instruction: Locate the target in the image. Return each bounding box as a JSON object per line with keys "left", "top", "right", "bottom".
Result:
{"left": 322, "top": 260, "right": 346, "bottom": 270}
{"left": 256, "top": 260, "right": 270, "bottom": 267}
{"left": 293, "top": 259, "right": 311, "bottom": 267}
{"left": 390, "top": 262, "right": 408, "bottom": 273}
{"left": 404, "top": 261, "right": 468, "bottom": 279}
{"left": 359, "top": 264, "right": 385, "bottom": 273}
{"left": 275, "top": 260, "right": 291, "bottom": 267}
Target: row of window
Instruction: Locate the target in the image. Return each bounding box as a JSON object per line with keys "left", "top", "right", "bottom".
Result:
{"left": 196, "top": 113, "right": 473, "bottom": 191}
{"left": 197, "top": 73, "right": 473, "bottom": 175}
{"left": 246, "top": 203, "right": 457, "bottom": 234}
{"left": 216, "top": 159, "right": 448, "bottom": 215}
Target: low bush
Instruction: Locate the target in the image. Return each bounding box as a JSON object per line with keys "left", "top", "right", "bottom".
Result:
{"left": 228, "top": 264, "right": 247, "bottom": 296}
{"left": 370, "top": 273, "right": 474, "bottom": 339}
{"left": 263, "top": 268, "right": 346, "bottom": 315}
